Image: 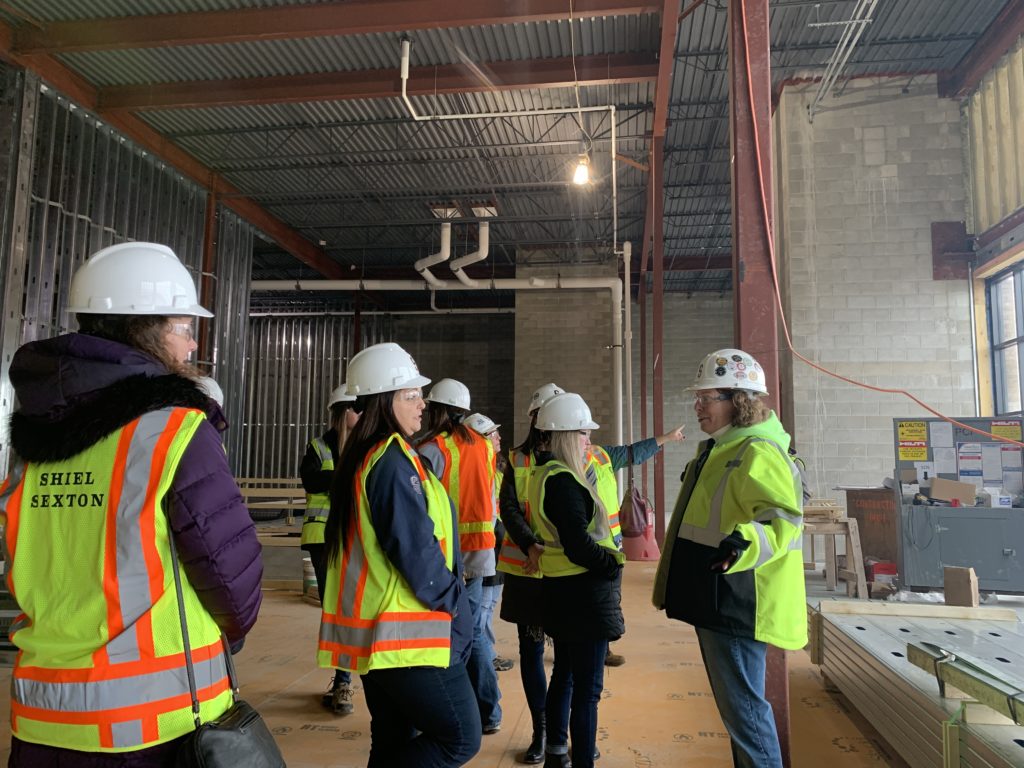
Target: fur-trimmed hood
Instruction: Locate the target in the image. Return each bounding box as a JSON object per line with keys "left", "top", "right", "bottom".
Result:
{"left": 10, "top": 333, "right": 220, "bottom": 462}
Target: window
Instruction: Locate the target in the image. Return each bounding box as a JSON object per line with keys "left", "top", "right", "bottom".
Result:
{"left": 989, "top": 271, "right": 1024, "bottom": 414}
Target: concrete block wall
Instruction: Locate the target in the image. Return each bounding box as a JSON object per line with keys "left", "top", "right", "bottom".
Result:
{"left": 631, "top": 293, "right": 733, "bottom": 511}
{"left": 775, "top": 77, "right": 975, "bottom": 495}
{"left": 513, "top": 255, "right": 618, "bottom": 448}
{"left": 392, "top": 314, "right": 515, "bottom": 440}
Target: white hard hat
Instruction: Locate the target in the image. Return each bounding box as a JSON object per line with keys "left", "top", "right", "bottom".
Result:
{"left": 464, "top": 413, "right": 499, "bottom": 436}
{"left": 426, "top": 378, "right": 471, "bottom": 410}
{"left": 535, "top": 392, "right": 599, "bottom": 432}
{"left": 196, "top": 376, "right": 224, "bottom": 408}
{"left": 527, "top": 382, "right": 565, "bottom": 416}
{"left": 688, "top": 348, "right": 768, "bottom": 395}
{"left": 67, "top": 242, "right": 212, "bottom": 317}
{"left": 329, "top": 384, "right": 356, "bottom": 407}
{"left": 344, "top": 342, "right": 430, "bottom": 396}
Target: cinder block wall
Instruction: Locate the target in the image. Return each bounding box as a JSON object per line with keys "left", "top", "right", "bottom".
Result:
{"left": 775, "top": 77, "right": 975, "bottom": 494}
{"left": 631, "top": 293, "right": 733, "bottom": 511}
{"left": 513, "top": 254, "right": 618, "bottom": 448}
{"left": 392, "top": 314, "right": 515, "bottom": 440}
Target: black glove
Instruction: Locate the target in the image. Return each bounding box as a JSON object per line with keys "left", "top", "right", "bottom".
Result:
{"left": 709, "top": 531, "right": 750, "bottom": 572}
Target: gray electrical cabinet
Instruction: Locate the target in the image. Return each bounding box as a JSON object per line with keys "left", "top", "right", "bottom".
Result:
{"left": 892, "top": 417, "right": 1024, "bottom": 593}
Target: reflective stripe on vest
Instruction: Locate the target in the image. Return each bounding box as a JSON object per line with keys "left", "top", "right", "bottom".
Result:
{"left": 530, "top": 462, "right": 626, "bottom": 577}
{"left": 496, "top": 450, "right": 541, "bottom": 578}
{"left": 432, "top": 432, "right": 496, "bottom": 553}
{"left": 318, "top": 434, "right": 454, "bottom": 674}
{"left": 586, "top": 447, "right": 622, "bottom": 542}
{"left": 301, "top": 436, "right": 334, "bottom": 547}
{"left": 677, "top": 438, "right": 803, "bottom": 553}
{"left": 2, "top": 407, "right": 232, "bottom": 752}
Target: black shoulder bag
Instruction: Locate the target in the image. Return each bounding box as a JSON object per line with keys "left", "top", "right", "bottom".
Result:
{"left": 168, "top": 532, "right": 287, "bottom": 768}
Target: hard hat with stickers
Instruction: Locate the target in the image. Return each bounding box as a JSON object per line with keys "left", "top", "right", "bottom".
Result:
{"left": 687, "top": 348, "right": 768, "bottom": 395}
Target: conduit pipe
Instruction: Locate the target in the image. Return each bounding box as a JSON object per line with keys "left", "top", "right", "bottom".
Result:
{"left": 413, "top": 221, "right": 451, "bottom": 288}
{"left": 449, "top": 222, "right": 489, "bottom": 287}
{"left": 399, "top": 39, "right": 620, "bottom": 254}
{"left": 252, "top": 274, "right": 625, "bottom": 446}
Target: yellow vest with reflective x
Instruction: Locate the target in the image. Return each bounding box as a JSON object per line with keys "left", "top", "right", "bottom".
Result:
{"left": 301, "top": 436, "right": 333, "bottom": 547}
{"left": 496, "top": 449, "right": 541, "bottom": 578}
{"left": 530, "top": 461, "right": 626, "bottom": 577}
{"left": 586, "top": 446, "right": 622, "bottom": 542}
{"left": 0, "top": 407, "right": 232, "bottom": 753}
{"left": 318, "top": 434, "right": 455, "bottom": 674}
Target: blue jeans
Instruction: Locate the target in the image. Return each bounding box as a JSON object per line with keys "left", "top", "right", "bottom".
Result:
{"left": 361, "top": 663, "right": 481, "bottom": 767}
{"left": 479, "top": 583, "right": 502, "bottom": 649}
{"left": 696, "top": 627, "right": 783, "bottom": 768}
{"left": 465, "top": 576, "right": 502, "bottom": 728}
{"left": 546, "top": 638, "right": 606, "bottom": 768}
{"left": 518, "top": 624, "right": 571, "bottom": 744}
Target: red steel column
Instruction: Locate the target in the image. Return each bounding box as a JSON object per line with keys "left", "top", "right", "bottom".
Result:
{"left": 651, "top": 136, "right": 666, "bottom": 543}
{"left": 730, "top": 0, "right": 789, "bottom": 765}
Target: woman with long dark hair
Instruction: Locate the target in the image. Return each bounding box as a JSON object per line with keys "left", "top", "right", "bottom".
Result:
{"left": 317, "top": 343, "right": 479, "bottom": 768}
{"left": 1, "top": 242, "right": 262, "bottom": 768}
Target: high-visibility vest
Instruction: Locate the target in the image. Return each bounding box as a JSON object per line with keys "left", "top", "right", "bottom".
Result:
{"left": 427, "top": 431, "right": 496, "bottom": 553}
{"left": 318, "top": 434, "right": 455, "bottom": 674}
{"left": 530, "top": 461, "right": 626, "bottom": 577}
{"left": 496, "top": 449, "right": 541, "bottom": 578}
{"left": 586, "top": 446, "right": 622, "bottom": 543}
{"left": 0, "top": 407, "right": 232, "bottom": 752}
{"left": 301, "top": 435, "right": 333, "bottom": 547}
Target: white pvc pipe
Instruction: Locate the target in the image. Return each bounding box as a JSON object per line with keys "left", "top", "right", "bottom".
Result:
{"left": 450, "top": 222, "right": 489, "bottom": 287}
{"left": 413, "top": 222, "right": 451, "bottom": 288}
{"left": 398, "top": 40, "right": 618, "bottom": 254}
{"left": 252, "top": 275, "right": 624, "bottom": 445}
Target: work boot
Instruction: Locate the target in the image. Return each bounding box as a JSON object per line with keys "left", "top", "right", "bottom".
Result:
{"left": 493, "top": 655, "right": 516, "bottom": 672}
{"left": 604, "top": 652, "right": 625, "bottom": 667}
{"left": 543, "top": 752, "right": 570, "bottom": 768}
{"left": 518, "top": 711, "right": 545, "bottom": 764}
{"left": 321, "top": 680, "right": 354, "bottom": 715}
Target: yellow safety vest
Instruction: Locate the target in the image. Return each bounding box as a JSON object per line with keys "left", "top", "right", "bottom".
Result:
{"left": 0, "top": 407, "right": 232, "bottom": 752}
{"left": 496, "top": 449, "right": 541, "bottom": 578}
{"left": 318, "top": 434, "right": 455, "bottom": 674}
{"left": 301, "top": 435, "right": 333, "bottom": 547}
{"left": 587, "top": 446, "right": 622, "bottom": 542}
{"left": 530, "top": 461, "right": 626, "bottom": 577}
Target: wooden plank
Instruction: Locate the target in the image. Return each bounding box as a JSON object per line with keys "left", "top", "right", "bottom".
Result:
{"left": 817, "top": 599, "right": 1019, "bottom": 623}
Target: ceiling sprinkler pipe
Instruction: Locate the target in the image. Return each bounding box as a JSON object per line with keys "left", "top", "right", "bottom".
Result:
{"left": 450, "top": 222, "right": 489, "bottom": 287}
{"left": 414, "top": 221, "right": 451, "bottom": 288}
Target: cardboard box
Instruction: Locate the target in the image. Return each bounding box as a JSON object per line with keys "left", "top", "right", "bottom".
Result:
{"left": 944, "top": 566, "right": 979, "bottom": 608}
{"left": 929, "top": 477, "right": 977, "bottom": 505}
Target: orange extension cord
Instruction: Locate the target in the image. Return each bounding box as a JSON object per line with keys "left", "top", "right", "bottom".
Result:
{"left": 736, "top": 0, "right": 1024, "bottom": 450}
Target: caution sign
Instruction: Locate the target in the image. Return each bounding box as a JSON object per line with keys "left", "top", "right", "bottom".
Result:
{"left": 897, "top": 421, "right": 927, "bottom": 442}
{"left": 991, "top": 421, "right": 1022, "bottom": 441}
{"left": 898, "top": 441, "right": 928, "bottom": 461}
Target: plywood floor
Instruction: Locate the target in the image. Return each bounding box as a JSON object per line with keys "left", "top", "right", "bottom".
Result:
{"left": 0, "top": 563, "right": 900, "bottom": 767}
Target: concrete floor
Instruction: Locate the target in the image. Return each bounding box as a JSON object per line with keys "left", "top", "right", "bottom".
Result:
{"left": 0, "top": 560, "right": 897, "bottom": 767}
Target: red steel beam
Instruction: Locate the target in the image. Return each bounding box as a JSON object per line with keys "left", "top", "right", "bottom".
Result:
{"left": 14, "top": 0, "right": 658, "bottom": 54}
{"left": 99, "top": 53, "right": 657, "bottom": 112}
{"left": 938, "top": 0, "right": 1024, "bottom": 99}
{"left": 0, "top": 22, "right": 347, "bottom": 280}
{"left": 730, "top": 1, "right": 790, "bottom": 766}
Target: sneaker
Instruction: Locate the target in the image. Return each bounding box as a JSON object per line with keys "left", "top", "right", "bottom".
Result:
{"left": 604, "top": 652, "right": 625, "bottom": 667}
{"left": 483, "top": 720, "right": 502, "bottom": 735}
{"left": 321, "top": 682, "right": 354, "bottom": 715}
{"left": 493, "top": 656, "right": 515, "bottom": 672}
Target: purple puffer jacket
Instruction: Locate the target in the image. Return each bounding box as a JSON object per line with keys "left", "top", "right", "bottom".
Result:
{"left": 5, "top": 333, "right": 262, "bottom": 767}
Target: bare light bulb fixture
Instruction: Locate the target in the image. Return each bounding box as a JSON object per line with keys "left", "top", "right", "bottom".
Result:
{"left": 572, "top": 154, "right": 590, "bottom": 185}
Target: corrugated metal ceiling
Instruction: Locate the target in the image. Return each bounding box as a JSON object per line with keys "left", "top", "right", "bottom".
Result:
{"left": 0, "top": 0, "right": 1013, "bottom": 302}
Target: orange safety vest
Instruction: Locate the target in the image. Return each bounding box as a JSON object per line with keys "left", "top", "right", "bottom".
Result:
{"left": 318, "top": 434, "right": 455, "bottom": 674}
{"left": 427, "top": 430, "right": 496, "bottom": 553}
{"left": 0, "top": 407, "right": 232, "bottom": 752}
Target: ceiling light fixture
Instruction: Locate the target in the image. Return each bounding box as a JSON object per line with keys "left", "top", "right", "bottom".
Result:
{"left": 572, "top": 154, "right": 590, "bottom": 186}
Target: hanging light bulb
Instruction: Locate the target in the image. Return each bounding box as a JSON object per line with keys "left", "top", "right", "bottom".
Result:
{"left": 572, "top": 154, "right": 590, "bottom": 185}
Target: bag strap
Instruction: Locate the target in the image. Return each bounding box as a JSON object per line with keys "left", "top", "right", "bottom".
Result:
{"left": 167, "top": 525, "right": 239, "bottom": 728}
